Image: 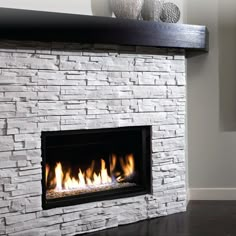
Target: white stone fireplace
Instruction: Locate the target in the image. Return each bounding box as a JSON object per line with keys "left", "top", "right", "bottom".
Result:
{"left": 0, "top": 41, "right": 186, "bottom": 236}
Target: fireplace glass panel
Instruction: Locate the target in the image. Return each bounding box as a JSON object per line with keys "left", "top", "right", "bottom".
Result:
{"left": 42, "top": 126, "right": 151, "bottom": 209}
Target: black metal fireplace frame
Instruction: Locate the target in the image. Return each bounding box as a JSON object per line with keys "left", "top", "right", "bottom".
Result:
{"left": 41, "top": 126, "right": 152, "bottom": 210}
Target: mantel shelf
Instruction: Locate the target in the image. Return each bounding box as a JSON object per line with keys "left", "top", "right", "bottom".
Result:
{"left": 0, "top": 8, "right": 209, "bottom": 55}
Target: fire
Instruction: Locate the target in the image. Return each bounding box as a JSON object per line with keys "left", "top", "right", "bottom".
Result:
{"left": 46, "top": 154, "right": 135, "bottom": 192}
{"left": 117, "top": 154, "right": 135, "bottom": 182}
{"left": 120, "top": 154, "right": 135, "bottom": 177}
{"left": 55, "top": 162, "right": 63, "bottom": 191}
{"left": 110, "top": 154, "right": 117, "bottom": 173}
{"left": 45, "top": 164, "right": 50, "bottom": 186}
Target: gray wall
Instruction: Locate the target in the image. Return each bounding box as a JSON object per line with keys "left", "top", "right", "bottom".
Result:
{"left": 0, "top": 0, "right": 184, "bottom": 21}
{"left": 0, "top": 0, "right": 92, "bottom": 14}
{"left": 219, "top": 0, "right": 236, "bottom": 131}
{"left": 187, "top": 0, "right": 236, "bottom": 198}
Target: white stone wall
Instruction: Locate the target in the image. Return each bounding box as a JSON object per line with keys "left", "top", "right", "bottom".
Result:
{"left": 0, "top": 41, "right": 186, "bottom": 236}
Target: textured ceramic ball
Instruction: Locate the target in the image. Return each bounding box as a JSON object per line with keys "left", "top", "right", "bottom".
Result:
{"left": 160, "top": 2, "right": 181, "bottom": 23}
{"left": 141, "top": 0, "right": 164, "bottom": 21}
{"left": 110, "top": 0, "right": 144, "bottom": 19}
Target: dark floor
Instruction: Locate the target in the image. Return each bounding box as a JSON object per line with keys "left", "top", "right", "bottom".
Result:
{"left": 82, "top": 201, "right": 236, "bottom": 236}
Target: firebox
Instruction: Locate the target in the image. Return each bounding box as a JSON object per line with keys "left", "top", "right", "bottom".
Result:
{"left": 41, "top": 126, "right": 152, "bottom": 209}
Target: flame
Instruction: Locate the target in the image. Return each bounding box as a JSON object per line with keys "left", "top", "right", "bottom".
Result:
{"left": 101, "top": 159, "right": 111, "bottom": 184}
{"left": 86, "top": 160, "right": 95, "bottom": 179}
{"left": 64, "top": 170, "right": 80, "bottom": 190}
{"left": 78, "top": 169, "right": 86, "bottom": 188}
{"left": 120, "top": 154, "right": 135, "bottom": 177}
{"left": 55, "top": 162, "right": 63, "bottom": 191}
{"left": 117, "top": 154, "right": 135, "bottom": 182}
{"left": 47, "top": 154, "right": 135, "bottom": 192}
{"left": 45, "top": 164, "right": 50, "bottom": 186}
{"left": 110, "top": 154, "right": 117, "bottom": 174}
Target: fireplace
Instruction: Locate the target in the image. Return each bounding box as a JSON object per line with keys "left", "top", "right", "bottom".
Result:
{"left": 0, "top": 40, "right": 187, "bottom": 236}
{"left": 42, "top": 126, "right": 151, "bottom": 209}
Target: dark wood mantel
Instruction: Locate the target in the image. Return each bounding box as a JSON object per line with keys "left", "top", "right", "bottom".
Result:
{"left": 0, "top": 7, "right": 209, "bottom": 54}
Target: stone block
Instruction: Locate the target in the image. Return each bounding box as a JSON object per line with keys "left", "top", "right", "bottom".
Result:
{"left": 45, "top": 229, "right": 62, "bottom": 236}
{"left": 15, "top": 180, "right": 41, "bottom": 191}
{"left": 170, "top": 60, "right": 185, "bottom": 73}
{"left": 135, "top": 61, "right": 171, "bottom": 72}
{"left": 0, "top": 222, "right": 6, "bottom": 235}
{"left": 168, "top": 86, "right": 185, "bottom": 99}
{"left": 68, "top": 56, "right": 89, "bottom": 62}
{"left": 0, "top": 76, "right": 18, "bottom": 85}
{"left": 10, "top": 199, "right": 26, "bottom": 212}
{"left": 160, "top": 164, "right": 180, "bottom": 172}
{"left": 37, "top": 208, "right": 63, "bottom": 218}
{"left": 63, "top": 202, "right": 98, "bottom": 214}
{"left": 32, "top": 71, "right": 63, "bottom": 80}
{"left": 9, "top": 155, "right": 27, "bottom": 161}
{"left": 13, "top": 142, "right": 24, "bottom": 150}
{"left": 105, "top": 216, "right": 118, "bottom": 228}
{"left": 37, "top": 102, "right": 64, "bottom": 110}
{"left": 176, "top": 74, "right": 186, "bottom": 85}
{"left": 18, "top": 168, "right": 42, "bottom": 176}
{"left": 0, "top": 57, "right": 58, "bottom": 70}
{"left": 0, "top": 136, "right": 14, "bottom": 151}
{"left": 161, "top": 137, "right": 185, "bottom": 152}
{"left": 0, "top": 168, "right": 17, "bottom": 179}
{"left": 7, "top": 119, "right": 38, "bottom": 133}
{"left": 0, "top": 151, "right": 10, "bottom": 160}
{"left": 163, "top": 176, "right": 181, "bottom": 184}
{"left": 0, "top": 201, "right": 10, "bottom": 208}
{"left": 5, "top": 213, "right": 36, "bottom": 225}
{"left": 61, "top": 226, "right": 76, "bottom": 235}
{"left": 0, "top": 161, "right": 16, "bottom": 169}
{"left": 133, "top": 86, "right": 167, "bottom": 99}
{"left": 37, "top": 92, "right": 59, "bottom": 101}
{"left": 38, "top": 122, "right": 60, "bottom": 131}
{"left": 63, "top": 212, "right": 81, "bottom": 223}
{"left": 25, "top": 196, "right": 42, "bottom": 213}
{"left": 8, "top": 229, "right": 40, "bottom": 236}
{"left": 0, "top": 103, "right": 15, "bottom": 112}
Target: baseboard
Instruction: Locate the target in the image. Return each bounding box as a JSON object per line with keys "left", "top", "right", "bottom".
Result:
{"left": 188, "top": 188, "right": 236, "bottom": 200}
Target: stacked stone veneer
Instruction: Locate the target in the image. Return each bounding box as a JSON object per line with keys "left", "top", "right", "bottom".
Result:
{"left": 0, "top": 41, "right": 186, "bottom": 236}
